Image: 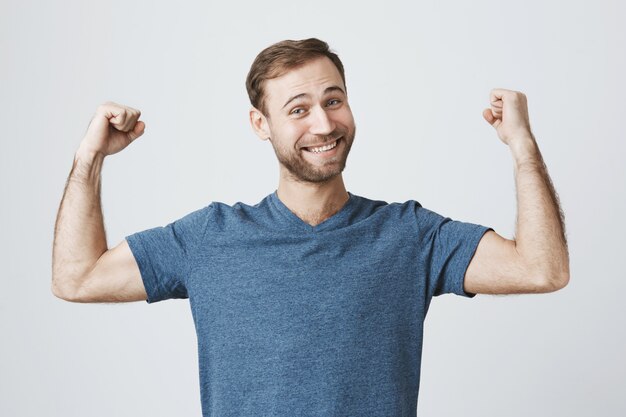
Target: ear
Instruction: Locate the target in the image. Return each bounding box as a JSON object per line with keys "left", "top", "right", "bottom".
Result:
{"left": 249, "top": 107, "right": 271, "bottom": 141}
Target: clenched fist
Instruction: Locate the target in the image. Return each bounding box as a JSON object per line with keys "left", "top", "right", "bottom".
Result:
{"left": 483, "top": 89, "right": 533, "bottom": 146}
{"left": 78, "top": 102, "right": 145, "bottom": 157}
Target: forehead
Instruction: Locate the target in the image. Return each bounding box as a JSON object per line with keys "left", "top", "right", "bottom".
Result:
{"left": 264, "top": 57, "right": 344, "bottom": 106}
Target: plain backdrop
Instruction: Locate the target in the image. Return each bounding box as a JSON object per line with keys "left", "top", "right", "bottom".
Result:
{"left": 1, "top": 0, "right": 625, "bottom": 416}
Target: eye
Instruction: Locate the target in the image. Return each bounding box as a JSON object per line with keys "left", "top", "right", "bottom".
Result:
{"left": 327, "top": 99, "right": 341, "bottom": 106}
{"left": 290, "top": 108, "right": 305, "bottom": 115}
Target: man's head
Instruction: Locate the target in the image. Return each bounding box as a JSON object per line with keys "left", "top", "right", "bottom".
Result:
{"left": 247, "top": 38, "right": 356, "bottom": 184}
{"left": 246, "top": 38, "right": 347, "bottom": 118}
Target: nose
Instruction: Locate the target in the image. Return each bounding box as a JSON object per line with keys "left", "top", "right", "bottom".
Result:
{"left": 308, "top": 105, "right": 336, "bottom": 136}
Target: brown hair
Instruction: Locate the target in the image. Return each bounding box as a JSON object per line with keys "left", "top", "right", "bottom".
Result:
{"left": 245, "top": 38, "right": 346, "bottom": 117}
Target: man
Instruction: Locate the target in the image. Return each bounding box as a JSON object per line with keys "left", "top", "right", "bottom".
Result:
{"left": 52, "top": 38, "right": 569, "bottom": 416}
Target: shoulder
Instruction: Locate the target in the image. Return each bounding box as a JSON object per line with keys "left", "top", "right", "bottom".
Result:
{"left": 351, "top": 193, "right": 420, "bottom": 214}
{"left": 343, "top": 193, "right": 425, "bottom": 230}
{"left": 374, "top": 198, "right": 490, "bottom": 245}
{"left": 204, "top": 194, "right": 275, "bottom": 231}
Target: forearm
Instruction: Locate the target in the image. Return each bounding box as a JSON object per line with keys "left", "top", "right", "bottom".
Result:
{"left": 52, "top": 147, "right": 108, "bottom": 298}
{"left": 509, "top": 134, "right": 570, "bottom": 289}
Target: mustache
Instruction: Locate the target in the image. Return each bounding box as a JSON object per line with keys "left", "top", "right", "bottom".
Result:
{"left": 299, "top": 131, "right": 344, "bottom": 148}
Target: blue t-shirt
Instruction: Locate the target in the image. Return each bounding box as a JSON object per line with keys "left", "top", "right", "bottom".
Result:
{"left": 125, "top": 191, "right": 492, "bottom": 417}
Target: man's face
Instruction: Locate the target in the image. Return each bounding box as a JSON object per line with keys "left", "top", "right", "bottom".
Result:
{"left": 252, "top": 56, "right": 356, "bottom": 183}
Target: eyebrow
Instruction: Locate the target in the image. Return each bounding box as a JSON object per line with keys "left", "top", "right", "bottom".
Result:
{"left": 281, "top": 85, "right": 346, "bottom": 110}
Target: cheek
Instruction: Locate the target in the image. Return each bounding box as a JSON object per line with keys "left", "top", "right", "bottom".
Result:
{"left": 337, "top": 109, "right": 355, "bottom": 127}
{"left": 278, "top": 122, "right": 307, "bottom": 142}
{"left": 270, "top": 127, "right": 301, "bottom": 153}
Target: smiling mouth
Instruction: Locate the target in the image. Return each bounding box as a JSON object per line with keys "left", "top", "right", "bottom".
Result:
{"left": 303, "top": 137, "right": 342, "bottom": 153}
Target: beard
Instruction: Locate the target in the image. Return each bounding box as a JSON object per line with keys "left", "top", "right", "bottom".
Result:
{"left": 268, "top": 125, "right": 356, "bottom": 184}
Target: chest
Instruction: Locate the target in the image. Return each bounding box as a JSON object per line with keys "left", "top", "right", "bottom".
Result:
{"left": 188, "top": 228, "right": 425, "bottom": 340}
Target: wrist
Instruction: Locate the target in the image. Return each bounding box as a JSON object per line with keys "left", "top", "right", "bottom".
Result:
{"left": 71, "top": 146, "right": 105, "bottom": 184}
{"left": 74, "top": 145, "right": 105, "bottom": 165}
{"left": 509, "top": 135, "right": 540, "bottom": 167}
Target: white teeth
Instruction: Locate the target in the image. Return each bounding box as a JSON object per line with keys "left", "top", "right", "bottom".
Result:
{"left": 309, "top": 139, "right": 338, "bottom": 153}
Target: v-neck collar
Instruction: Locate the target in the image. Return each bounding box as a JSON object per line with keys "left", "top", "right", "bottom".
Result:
{"left": 268, "top": 190, "right": 357, "bottom": 233}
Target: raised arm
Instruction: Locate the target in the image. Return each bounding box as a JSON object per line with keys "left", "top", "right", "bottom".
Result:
{"left": 52, "top": 102, "right": 148, "bottom": 302}
{"left": 464, "top": 89, "right": 570, "bottom": 294}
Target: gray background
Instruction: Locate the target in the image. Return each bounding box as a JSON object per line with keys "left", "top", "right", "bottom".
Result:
{"left": 1, "top": 0, "right": 625, "bottom": 415}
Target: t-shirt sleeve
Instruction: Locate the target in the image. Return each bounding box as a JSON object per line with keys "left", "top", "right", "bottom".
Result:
{"left": 415, "top": 204, "right": 493, "bottom": 299}
{"left": 125, "top": 204, "right": 211, "bottom": 304}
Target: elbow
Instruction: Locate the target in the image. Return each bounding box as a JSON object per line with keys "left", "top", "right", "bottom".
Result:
{"left": 51, "top": 281, "right": 73, "bottom": 301}
{"left": 537, "top": 270, "right": 570, "bottom": 293}
{"left": 51, "top": 276, "right": 82, "bottom": 302}
{"left": 553, "top": 270, "right": 570, "bottom": 291}
{"left": 524, "top": 253, "right": 570, "bottom": 293}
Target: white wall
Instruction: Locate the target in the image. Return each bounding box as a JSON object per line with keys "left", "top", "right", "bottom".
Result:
{"left": 1, "top": 0, "right": 624, "bottom": 415}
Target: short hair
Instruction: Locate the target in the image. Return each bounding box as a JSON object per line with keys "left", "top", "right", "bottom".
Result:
{"left": 246, "top": 38, "right": 347, "bottom": 117}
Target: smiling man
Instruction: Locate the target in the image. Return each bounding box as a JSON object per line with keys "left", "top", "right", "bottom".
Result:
{"left": 52, "top": 38, "right": 569, "bottom": 416}
{"left": 248, "top": 51, "right": 356, "bottom": 225}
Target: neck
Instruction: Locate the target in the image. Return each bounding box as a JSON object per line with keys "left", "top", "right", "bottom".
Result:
{"left": 276, "top": 170, "right": 349, "bottom": 227}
